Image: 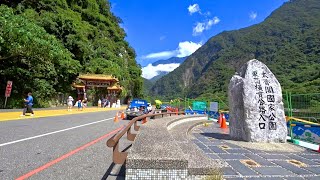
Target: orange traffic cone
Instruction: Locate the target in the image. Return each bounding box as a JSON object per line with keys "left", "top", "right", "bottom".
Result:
{"left": 114, "top": 112, "right": 119, "bottom": 122}
{"left": 218, "top": 113, "right": 222, "bottom": 124}
{"left": 121, "top": 112, "right": 125, "bottom": 119}
{"left": 220, "top": 114, "right": 227, "bottom": 129}
{"left": 142, "top": 117, "right": 147, "bottom": 124}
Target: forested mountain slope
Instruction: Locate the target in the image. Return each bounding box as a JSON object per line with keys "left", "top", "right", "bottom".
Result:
{"left": 152, "top": 0, "right": 320, "bottom": 100}
{"left": 0, "top": 0, "right": 142, "bottom": 107}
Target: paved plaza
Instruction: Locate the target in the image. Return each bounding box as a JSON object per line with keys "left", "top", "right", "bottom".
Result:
{"left": 192, "top": 123, "right": 320, "bottom": 180}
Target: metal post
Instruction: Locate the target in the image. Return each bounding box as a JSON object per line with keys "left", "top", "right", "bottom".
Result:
{"left": 286, "top": 91, "right": 290, "bottom": 140}
{"left": 288, "top": 92, "right": 293, "bottom": 141}
{"left": 187, "top": 98, "right": 189, "bottom": 110}
{"left": 4, "top": 97, "right": 8, "bottom": 108}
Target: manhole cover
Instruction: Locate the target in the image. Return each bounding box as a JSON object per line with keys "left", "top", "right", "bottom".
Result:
{"left": 287, "top": 160, "right": 306, "bottom": 167}
{"left": 219, "top": 145, "right": 230, "bottom": 149}
{"left": 240, "top": 160, "right": 260, "bottom": 167}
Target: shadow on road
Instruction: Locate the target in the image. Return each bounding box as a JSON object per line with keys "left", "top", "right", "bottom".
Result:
{"left": 101, "top": 144, "right": 132, "bottom": 180}
{"left": 101, "top": 162, "right": 126, "bottom": 180}
{"left": 200, "top": 132, "right": 233, "bottom": 140}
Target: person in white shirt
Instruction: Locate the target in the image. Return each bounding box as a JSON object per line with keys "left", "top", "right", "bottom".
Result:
{"left": 67, "top": 96, "right": 74, "bottom": 111}
{"left": 98, "top": 99, "right": 102, "bottom": 108}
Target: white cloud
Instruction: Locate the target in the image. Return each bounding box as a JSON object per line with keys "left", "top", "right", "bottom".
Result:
{"left": 141, "top": 41, "right": 202, "bottom": 79}
{"left": 206, "top": 16, "right": 220, "bottom": 29}
{"left": 142, "top": 41, "right": 202, "bottom": 60}
{"left": 188, "top": 4, "right": 200, "bottom": 15}
{"left": 160, "top": 36, "right": 166, "bottom": 41}
{"left": 192, "top": 22, "right": 205, "bottom": 36}
{"left": 142, "top": 63, "right": 180, "bottom": 79}
{"left": 193, "top": 17, "right": 220, "bottom": 36}
{"left": 176, "top": 41, "right": 202, "bottom": 57}
{"left": 204, "top": 11, "right": 211, "bottom": 17}
{"left": 143, "top": 51, "right": 176, "bottom": 59}
{"left": 250, "top": 12, "right": 257, "bottom": 20}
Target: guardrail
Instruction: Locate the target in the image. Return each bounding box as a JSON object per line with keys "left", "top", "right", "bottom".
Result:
{"left": 286, "top": 116, "right": 320, "bottom": 126}
{"left": 106, "top": 111, "right": 185, "bottom": 164}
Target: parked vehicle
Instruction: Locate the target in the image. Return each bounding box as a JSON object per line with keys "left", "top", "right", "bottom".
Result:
{"left": 160, "top": 104, "right": 170, "bottom": 110}
{"left": 155, "top": 99, "right": 162, "bottom": 109}
{"left": 125, "top": 99, "right": 149, "bottom": 120}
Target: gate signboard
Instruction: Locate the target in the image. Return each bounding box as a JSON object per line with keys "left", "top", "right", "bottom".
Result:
{"left": 5, "top": 81, "right": 13, "bottom": 97}
{"left": 4, "top": 81, "right": 13, "bottom": 108}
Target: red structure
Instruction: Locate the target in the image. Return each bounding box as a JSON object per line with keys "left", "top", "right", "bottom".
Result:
{"left": 72, "top": 74, "right": 122, "bottom": 103}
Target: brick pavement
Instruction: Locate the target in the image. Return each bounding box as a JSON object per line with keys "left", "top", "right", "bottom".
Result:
{"left": 191, "top": 123, "right": 320, "bottom": 180}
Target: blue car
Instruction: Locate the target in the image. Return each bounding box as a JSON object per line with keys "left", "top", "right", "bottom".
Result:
{"left": 125, "top": 99, "right": 149, "bottom": 120}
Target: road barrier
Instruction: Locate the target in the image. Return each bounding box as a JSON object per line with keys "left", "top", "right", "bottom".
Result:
{"left": 106, "top": 111, "right": 186, "bottom": 165}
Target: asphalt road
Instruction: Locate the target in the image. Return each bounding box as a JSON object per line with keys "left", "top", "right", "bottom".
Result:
{"left": 0, "top": 110, "right": 132, "bottom": 180}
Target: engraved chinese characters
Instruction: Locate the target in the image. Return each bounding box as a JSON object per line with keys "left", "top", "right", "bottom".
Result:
{"left": 228, "top": 59, "right": 287, "bottom": 143}
{"left": 253, "top": 71, "right": 277, "bottom": 131}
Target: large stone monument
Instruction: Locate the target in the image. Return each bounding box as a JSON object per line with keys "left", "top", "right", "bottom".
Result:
{"left": 228, "top": 59, "right": 287, "bottom": 143}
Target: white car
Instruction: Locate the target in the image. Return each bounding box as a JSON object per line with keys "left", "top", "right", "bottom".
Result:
{"left": 147, "top": 103, "right": 152, "bottom": 112}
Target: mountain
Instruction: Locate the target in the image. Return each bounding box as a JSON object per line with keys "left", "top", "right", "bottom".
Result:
{"left": 150, "top": 71, "right": 168, "bottom": 82}
{"left": 151, "top": 0, "right": 320, "bottom": 100}
{"left": 143, "top": 78, "right": 154, "bottom": 95}
{"left": 151, "top": 57, "right": 187, "bottom": 66}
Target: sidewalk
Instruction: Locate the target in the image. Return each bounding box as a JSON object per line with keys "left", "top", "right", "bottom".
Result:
{"left": 0, "top": 106, "right": 126, "bottom": 122}
{"left": 191, "top": 122, "right": 320, "bottom": 179}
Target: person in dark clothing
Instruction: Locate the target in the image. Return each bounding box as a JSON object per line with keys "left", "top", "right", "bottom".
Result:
{"left": 21, "top": 92, "right": 34, "bottom": 116}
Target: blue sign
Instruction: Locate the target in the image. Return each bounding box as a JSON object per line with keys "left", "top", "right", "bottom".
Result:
{"left": 129, "top": 99, "right": 148, "bottom": 108}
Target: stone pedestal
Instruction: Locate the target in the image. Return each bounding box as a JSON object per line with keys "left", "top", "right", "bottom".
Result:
{"left": 228, "top": 59, "right": 287, "bottom": 143}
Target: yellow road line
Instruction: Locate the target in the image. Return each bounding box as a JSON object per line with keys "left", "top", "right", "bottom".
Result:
{"left": 0, "top": 107, "right": 126, "bottom": 122}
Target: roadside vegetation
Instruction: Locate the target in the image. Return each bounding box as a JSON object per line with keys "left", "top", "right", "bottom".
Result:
{"left": 0, "top": 0, "right": 143, "bottom": 108}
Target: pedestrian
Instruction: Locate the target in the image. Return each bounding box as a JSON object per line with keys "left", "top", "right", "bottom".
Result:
{"left": 21, "top": 92, "right": 34, "bottom": 116}
{"left": 104, "top": 99, "right": 109, "bottom": 108}
{"left": 67, "top": 96, "right": 74, "bottom": 111}
{"left": 77, "top": 99, "right": 82, "bottom": 111}
{"left": 102, "top": 98, "right": 106, "bottom": 108}
{"left": 98, "top": 99, "right": 102, "bottom": 108}
{"left": 82, "top": 98, "right": 88, "bottom": 109}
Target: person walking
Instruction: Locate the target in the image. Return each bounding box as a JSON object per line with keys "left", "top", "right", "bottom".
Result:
{"left": 77, "top": 99, "right": 83, "bottom": 111}
{"left": 82, "top": 98, "right": 88, "bottom": 109}
{"left": 67, "top": 96, "right": 74, "bottom": 111}
{"left": 21, "top": 92, "right": 34, "bottom": 116}
{"left": 98, "top": 99, "right": 102, "bottom": 108}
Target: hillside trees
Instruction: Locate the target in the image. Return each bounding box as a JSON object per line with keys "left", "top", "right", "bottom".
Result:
{"left": 0, "top": 5, "right": 80, "bottom": 107}
{"left": 0, "top": 0, "right": 142, "bottom": 107}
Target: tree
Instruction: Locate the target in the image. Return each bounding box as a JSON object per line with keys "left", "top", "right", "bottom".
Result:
{"left": 0, "top": 5, "right": 81, "bottom": 107}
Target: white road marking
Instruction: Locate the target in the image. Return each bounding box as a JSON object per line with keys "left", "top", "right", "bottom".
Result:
{"left": 0, "top": 117, "right": 114, "bottom": 147}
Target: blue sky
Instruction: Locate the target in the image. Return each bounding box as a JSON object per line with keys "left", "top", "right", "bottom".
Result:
{"left": 109, "top": 0, "right": 288, "bottom": 76}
